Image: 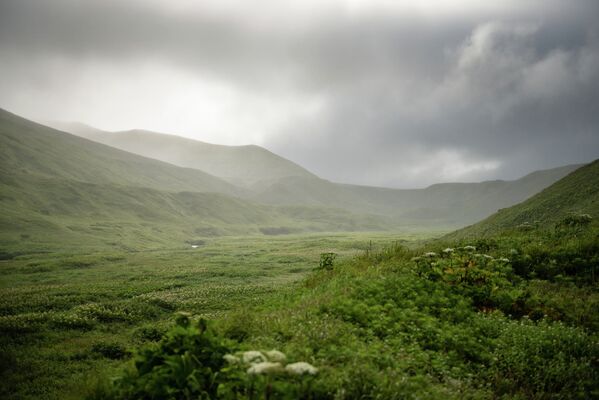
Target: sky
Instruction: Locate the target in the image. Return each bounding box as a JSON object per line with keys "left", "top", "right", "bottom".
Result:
{"left": 1, "top": 0, "right": 598, "bottom": 188}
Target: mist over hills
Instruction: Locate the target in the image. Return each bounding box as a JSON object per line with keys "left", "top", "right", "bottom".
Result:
{"left": 51, "top": 119, "right": 581, "bottom": 227}
{"left": 1, "top": 109, "right": 394, "bottom": 250}
{"left": 47, "top": 121, "right": 317, "bottom": 187}
{"left": 447, "top": 159, "right": 599, "bottom": 239}
{"left": 0, "top": 107, "right": 588, "bottom": 251}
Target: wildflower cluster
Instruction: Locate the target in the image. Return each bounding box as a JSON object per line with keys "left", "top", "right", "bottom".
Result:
{"left": 412, "top": 245, "right": 516, "bottom": 310}
{"left": 223, "top": 349, "right": 317, "bottom": 377}
{"left": 97, "top": 313, "right": 319, "bottom": 399}
{"left": 219, "top": 349, "right": 318, "bottom": 398}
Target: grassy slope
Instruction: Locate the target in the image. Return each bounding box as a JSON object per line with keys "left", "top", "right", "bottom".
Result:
{"left": 0, "top": 174, "right": 397, "bottom": 253}
{"left": 1, "top": 109, "right": 242, "bottom": 196}
{"left": 48, "top": 120, "right": 579, "bottom": 228}
{"left": 0, "top": 110, "right": 397, "bottom": 252}
{"left": 47, "top": 122, "right": 317, "bottom": 187}
{"left": 253, "top": 164, "right": 580, "bottom": 226}
{"left": 448, "top": 159, "right": 599, "bottom": 239}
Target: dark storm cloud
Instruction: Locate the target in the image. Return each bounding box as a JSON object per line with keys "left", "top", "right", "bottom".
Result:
{"left": 1, "top": 0, "right": 598, "bottom": 187}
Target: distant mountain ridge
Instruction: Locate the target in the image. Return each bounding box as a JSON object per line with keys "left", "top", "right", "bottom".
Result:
{"left": 47, "top": 121, "right": 316, "bottom": 187}
{"left": 49, "top": 119, "right": 581, "bottom": 228}
{"left": 1, "top": 108, "right": 394, "bottom": 251}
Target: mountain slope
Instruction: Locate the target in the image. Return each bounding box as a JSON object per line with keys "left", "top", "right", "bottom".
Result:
{"left": 252, "top": 164, "right": 581, "bottom": 227}
{"left": 48, "top": 122, "right": 316, "bottom": 187}
{"left": 48, "top": 120, "right": 580, "bottom": 228}
{"left": 0, "top": 173, "right": 393, "bottom": 251}
{"left": 1, "top": 109, "right": 242, "bottom": 196}
{"left": 447, "top": 160, "right": 599, "bottom": 238}
{"left": 0, "top": 109, "right": 394, "bottom": 251}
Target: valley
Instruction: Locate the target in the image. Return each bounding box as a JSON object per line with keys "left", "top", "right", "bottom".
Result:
{"left": 0, "top": 108, "right": 597, "bottom": 399}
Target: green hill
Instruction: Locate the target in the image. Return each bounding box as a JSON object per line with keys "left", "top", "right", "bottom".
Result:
{"left": 47, "top": 122, "right": 317, "bottom": 187}
{"left": 252, "top": 165, "right": 581, "bottom": 227}
{"left": 447, "top": 160, "right": 599, "bottom": 238}
{"left": 2, "top": 110, "right": 242, "bottom": 196}
{"left": 48, "top": 121, "right": 579, "bottom": 228}
{"left": 0, "top": 109, "right": 393, "bottom": 251}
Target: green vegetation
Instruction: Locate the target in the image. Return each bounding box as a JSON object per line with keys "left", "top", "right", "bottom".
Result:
{"left": 47, "top": 122, "right": 317, "bottom": 187}
{"left": 87, "top": 161, "right": 599, "bottom": 399}
{"left": 0, "top": 109, "right": 402, "bottom": 250}
{"left": 1, "top": 109, "right": 597, "bottom": 399}
{"left": 0, "top": 232, "right": 422, "bottom": 399}
{"left": 90, "top": 217, "right": 598, "bottom": 399}
{"left": 448, "top": 159, "right": 599, "bottom": 238}
{"left": 47, "top": 115, "right": 579, "bottom": 228}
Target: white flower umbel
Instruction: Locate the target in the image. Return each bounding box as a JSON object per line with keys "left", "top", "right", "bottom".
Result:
{"left": 424, "top": 252, "right": 436, "bottom": 257}
{"left": 265, "top": 350, "right": 287, "bottom": 363}
{"left": 223, "top": 354, "right": 240, "bottom": 364}
{"left": 243, "top": 351, "right": 267, "bottom": 364}
{"left": 285, "top": 361, "right": 318, "bottom": 376}
{"left": 247, "top": 361, "right": 283, "bottom": 375}
{"left": 443, "top": 248, "right": 454, "bottom": 254}
{"left": 463, "top": 245, "right": 476, "bottom": 252}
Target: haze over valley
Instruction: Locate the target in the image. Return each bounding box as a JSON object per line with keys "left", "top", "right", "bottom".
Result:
{"left": 1, "top": 1, "right": 598, "bottom": 399}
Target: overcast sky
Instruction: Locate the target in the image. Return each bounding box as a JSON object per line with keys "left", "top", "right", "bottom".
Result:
{"left": 1, "top": 0, "right": 598, "bottom": 188}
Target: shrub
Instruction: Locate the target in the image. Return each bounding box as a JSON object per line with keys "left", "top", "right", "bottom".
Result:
{"left": 319, "top": 252, "right": 337, "bottom": 270}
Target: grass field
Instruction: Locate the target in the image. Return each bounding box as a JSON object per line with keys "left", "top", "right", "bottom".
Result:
{"left": 0, "top": 231, "right": 441, "bottom": 400}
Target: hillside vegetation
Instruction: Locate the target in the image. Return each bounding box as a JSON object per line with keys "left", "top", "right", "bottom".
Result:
{"left": 50, "top": 119, "right": 580, "bottom": 227}
{"left": 1, "top": 110, "right": 241, "bottom": 196}
{"left": 448, "top": 159, "right": 599, "bottom": 239}
{"left": 90, "top": 161, "right": 599, "bottom": 399}
{"left": 48, "top": 122, "right": 317, "bottom": 187}
{"left": 1, "top": 109, "right": 397, "bottom": 251}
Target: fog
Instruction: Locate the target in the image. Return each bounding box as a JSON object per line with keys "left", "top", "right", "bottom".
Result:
{"left": 1, "top": 0, "right": 598, "bottom": 187}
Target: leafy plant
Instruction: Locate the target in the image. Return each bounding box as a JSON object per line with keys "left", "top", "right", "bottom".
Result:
{"left": 318, "top": 252, "right": 337, "bottom": 270}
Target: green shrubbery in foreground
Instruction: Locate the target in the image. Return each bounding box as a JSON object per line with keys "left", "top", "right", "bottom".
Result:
{"left": 93, "top": 220, "right": 599, "bottom": 399}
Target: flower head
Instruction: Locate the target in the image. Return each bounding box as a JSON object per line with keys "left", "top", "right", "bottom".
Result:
{"left": 247, "top": 361, "right": 283, "bottom": 375}
{"left": 285, "top": 361, "right": 318, "bottom": 376}
{"left": 443, "top": 248, "right": 454, "bottom": 254}
{"left": 265, "top": 350, "right": 287, "bottom": 363}
{"left": 424, "top": 252, "right": 436, "bottom": 258}
{"left": 243, "top": 351, "right": 267, "bottom": 364}
{"left": 463, "top": 245, "right": 476, "bottom": 252}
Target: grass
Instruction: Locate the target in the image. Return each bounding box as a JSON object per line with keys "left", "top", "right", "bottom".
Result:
{"left": 0, "top": 231, "right": 438, "bottom": 400}
{"left": 104, "top": 223, "right": 596, "bottom": 399}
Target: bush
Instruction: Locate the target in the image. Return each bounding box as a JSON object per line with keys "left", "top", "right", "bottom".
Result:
{"left": 318, "top": 253, "right": 336, "bottom": 270}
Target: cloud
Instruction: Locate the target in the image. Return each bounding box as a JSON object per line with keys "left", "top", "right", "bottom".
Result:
{"left": 0, "top": 0, "right": 598, "bottom": 187}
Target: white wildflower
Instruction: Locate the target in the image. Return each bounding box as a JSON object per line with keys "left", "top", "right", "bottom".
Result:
{"left": 483, "top": 255, "right": 494, "bottom": 260}
{"left": 247, "top": 361, "right": 283, "bottom": 375}
{"left": 265, "top": 350, "right": 287, "bottom": 363}
{"left": 243, "top": 351, "right": 267, "bottom": 364}
{"left": 223, "top": 354, "right": 240, "bottom": 364}
{"left": 285, "top": 361, "right": 318, "bottom": 376}
{"left": 463, "top": 245, "right": 476, "bottom": 251}
{"left": 443, "top": 248, "right": 454, "bottom": 254}
{"left": 498, "top": 258, "right": 510, "bottom": 263}
{"left": 424, "top": 252, "right": 436, "bottom": 257}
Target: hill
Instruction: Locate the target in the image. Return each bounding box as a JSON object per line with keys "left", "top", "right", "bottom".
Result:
{"left": 0, "top": 109, "right": 393, "bottom": 251}
{"left": 252, "top": 164, "right": 581, "bottom": 227}
{"left": 48, "top": 120, "right": 580, "bottom": 228}
{"left": 2, "top": 109, "right": 242, "bottom": 196}
{"left": 47, "top": 122, "right": 316, "bottom": 187}
{"left": 447, "top": 159, "right": 599, "bottom": 238}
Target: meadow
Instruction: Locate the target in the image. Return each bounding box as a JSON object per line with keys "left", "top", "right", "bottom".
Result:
{"left": 88, "top": 220, "right": 599, "bottom": 400}
{"left": 0, "top": 231, "right": 437, "bottom": 399}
